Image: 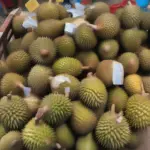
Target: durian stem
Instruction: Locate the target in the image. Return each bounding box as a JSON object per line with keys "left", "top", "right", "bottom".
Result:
{"left": 87, "top": 72, "right": 93, "bottom": 77}
{"left": 35, "top": 106, "right": 49, "bottom": 124}
{"left": 49, "top": 0, "right": 52, "bottom": 3}
{"left": 128, "top": 0, "right": 132, "bottom": 5}
{"left": 82, "top": 66, "right": 90, "bottom": 70}
{"left": 111, "top": 104, "right": 115, "bottom": 114}
{"left": 7, "top": 91, "right": 12, "bottom": 100}
{"left": 16, "top": 82, "right": 24, "bottom": 89}
{"left": 40, "top": 49, "right": 50, "bottom": 57}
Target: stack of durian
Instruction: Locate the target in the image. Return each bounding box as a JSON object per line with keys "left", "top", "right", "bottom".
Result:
{"left": 0, "top": 1, "right": 150, "bottom": 150}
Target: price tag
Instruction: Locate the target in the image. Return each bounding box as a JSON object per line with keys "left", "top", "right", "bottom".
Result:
{"left": 64, "top": 23, "right": 76, "bottom": 35}
{"left": 112, "top": 61, "right": 124, "bottom": 85}
{"left": 25, "top": 0, "right": 40, "bottom": 12}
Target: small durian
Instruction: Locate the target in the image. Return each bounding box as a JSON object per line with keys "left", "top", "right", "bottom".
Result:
{"left": 0, "top": 73, "right": 26, "bottom": 96}
{"left": 71, "top": 101, "right": 97, "bottom": 135}
{"left": 126, "top": 94, "right": 150, "bottom": 129}
{"left": 85, "top": 2, "right": 110, "bottom": 23}
{"left": 96, "top": 105, "right": 131, "bottom": 150}
{"left": 0, "top": 60, "right": 9, "bottom": 79}
{"left": 50, "top": 74, "right": 80, "bottom": 99}
{"left": 76, "top": 51, "right": 99, "bottom": 71}
{"left": 98, "top": 39, "right": 119, "bottom": 59}
{"left": 79, "top": 73, "right": 108, "bottom": 109}
{"left": 54, "top": 35, "right": 76, "bottom": 57}
{"left": 118, "top": 52, "right": 139, "bottom": 74}
{"left": 56, "top": 124, "right": 75, "bottom": 149}
{"left": 12, "top": 15, "right": 26, "bottom": 35}
{"left": 29, "top": 37, "right": 56, "bottom": 65}
{"left": 0, "top": 94, "right": 31, "bottom": 130}
{"left": 7, "top": 38, "right": 22, "bottom": 54}
{"left": 24, "top": 94, "right": 41, "bottom": 115}
{"left": 138, "top": 47, "right": 150, "bottom": 72}
{"left": 0, "top": 131, "right": 23, "bottom": 150}
{"left": 36, "top": 19, "right": 64, "bottom": 39}
{"left": 52, "top": 57, "right": 89, "bottom": 77}
{"left": 40, "top": 93, "right": 72, "bottom": 126}
{"left": 28, "top": 65, "right": 53, "bottom": 96}
{"left": 37, "top": 2, "right": 59, "bottom": 21}
{"left": 6, "top": 50, "right": 31, "bottom": 73}
{"left": 94, "top": 13, "right": 120, "bottom": 39}
{"left": 108, "top": 87, "right": 128, "bottom": 113}
{"left": 124, "top": 74, "right": 142, "bottom": 95}
{"left": 56, "top": 4, "right": 69, "bottom": 19}
{"left": 20, "top": 31, "right": 38, "bottom": 51}
{"left": 0, "top": 124, "right": 6, "bottom": 140}
{"left": 23, "top": 118, "right": 56, "bottom": 150}
{"left": 76, "top": 133, "right": 98, "bottom": 150}
{"left": 74, "top": 24, "right": 97, "bottom": 50}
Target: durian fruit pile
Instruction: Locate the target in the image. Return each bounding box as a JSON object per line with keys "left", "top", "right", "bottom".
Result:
{"left": 1, "top": 1, "right": 150, "bottom": 150}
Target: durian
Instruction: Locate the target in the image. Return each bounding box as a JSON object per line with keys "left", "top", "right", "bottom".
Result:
{"left": 29, "top": 37, "right": 56, "bottom": 65}
{"left": 71, "top": 101, "right": 97, "bottom": 135}
{"left": 56, "top": 4, "right": 69, "bottom": 19}
{"left": 6, "top": 50, "right": 31, "bottom": 73}
{"left": 23, "top": 118, "right": 56, "bottom": 150}
{"left": 140, "top": 12, "right": 150, "bottom": 30}
{"left": 0, "top": 60, "right": 9, "bottom": 79}
{"left": 50, "top": 74, "right": 80, "bottom": 99}
{"left": 79, "top": 73, "right": 108, "bottom": 109}
{"left": 126, "top": 94, "right": 150, "bottom": 129}
{"left": 96, "top": 105, "right": 131, "bottom": 149}
{"left": 0, "top": 131, "right": 23, "bottom": 150}
{"left": 28, "top": 65, "right": 53, "bottom": 96}
{"left": 54, "top": 35, "right": 76, "bottom": 57}
{"left": 115, "top": 8, "right": 124, "bottom": 20}
{"left": 40, "top": 93, "right": 72, "bottom": 126}
{"left": 142, "top": 76, "right": 150, "bottom": 93}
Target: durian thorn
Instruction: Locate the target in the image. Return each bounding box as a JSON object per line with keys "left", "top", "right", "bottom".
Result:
{"left": 40, "top": 49, "right": 50, "bottom": 57}
{"left": 7, "top": 91, "right": 12, "bottom": 100}
{"left": 82, "top": 66, "right": 90, "bottom": 70}
{"left": 87, "top": 72, "right": 93, "bottom": 77}
{"left": 16, "top": 82, "right": 24, "bottom": 89}
{"left": 111, "top": 104, "right": 115, "bottom": 114}
{"left": 35, "top": 106, "right": 49, "bottom": 124}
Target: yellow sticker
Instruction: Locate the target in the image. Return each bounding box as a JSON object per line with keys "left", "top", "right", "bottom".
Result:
{"left": 25, "top": 0, "right": 40, "bottom": 12}
{"left": 56, "top": 0, "right": 64, "bottom": 3}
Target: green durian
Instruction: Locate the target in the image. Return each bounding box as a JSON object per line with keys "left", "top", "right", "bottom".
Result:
{"left": 0, "top": 131, "right": 23, "bottom": 150}
{"left": 56, "top": 4, "right": 69, "bottom": 19}
{"left": 0, "top": 60, "right": 9, "bottom": 79}
{"left": 71, "top": 101, "right": 97, "bottom": 135}
{"left": 29, "top": 37, "right": 56, "bottom": 65}
{"left": 40, "top": 93, "right": 72, "bottom": 126}
{"left": 23, "top": 118, "right": 56, "bottom": 150}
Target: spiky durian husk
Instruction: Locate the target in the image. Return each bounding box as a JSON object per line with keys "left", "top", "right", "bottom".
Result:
{"left": 0, "top": 61, "right": 9, "bottom": 79}
{"left": 74, "top": 24, "right": 97, "bottom": 50}
{"left": 20, "top": 32, "right": 38, "bottom": 51}
{"left": 0, "top": 131, "right": 23, "bottom": 150}
{"left": 23, "top": 118, "right": 56, "bottom": 150}
{"left": 50, "top": 74, "right": 80, "bottom": 99}
{"left": 29, "top": 37, "right": 56, "bottom": 65}
{"left": 71, "top": 101, "right": 97, "bottom": 135}
{"left": 0, "top": 73, "right": 26, "bottom": 96}
{"left": 52, "top": 57, "right": 82, "bottom": 77}
{"left": 7, "top": 38, "right": 22, "bottom": 54}
{"left": 79, "top": 76, "right": 108, "bottom": 109}
{"left": 6, "top": 51, "right": 31, "bottom": 73}
{"left": 96, "top": 111, "right": 131, "bottom": 149}
{"left": 37, "top": 2, "right": 59, "bottom": 21}
{"left": 56, "top": 124, "right": 75, "bottom": 149}
{"left": 41, "top": 94, "right": 72, "bottom": 126}
{"left": 0, "top": 95, "right": 30, "bottom": 130}
{"left": 28, "top": 65, "right": 53, "bottom": 96}
{"left": 126, "top": 94, "right": 150, "bottom": 129}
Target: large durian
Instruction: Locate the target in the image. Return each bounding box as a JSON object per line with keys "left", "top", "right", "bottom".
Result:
{"left": 23, "top": 118, "right": 56, "bottom": 150}
{"left": 0, "top": 94, "right": 31, "bottom": 130}
{"left": 40, "top": 93, "right": 72, "bottom": 126}
{"left": 28, "top": 65, "right": 53, "bottom": 96}
{"left": 71, "top": 101, "right": 97, "bottom": 135}
{"left": 6, "top": 50, "right": 31, "bottom": 73}
{"left": 0, "top": 131, "right": 23, "bottom": 150}
{"left": 126, "top": 94, "right": 150, "bottom": 129}
{"left": 96, "top": 105, "right": 131, "bottom": 150}
{"left": 79, "top": 73, "right": 108, "bottom": 109}
{"left": 29, "top": 37, "right": 56, "bottom": 65}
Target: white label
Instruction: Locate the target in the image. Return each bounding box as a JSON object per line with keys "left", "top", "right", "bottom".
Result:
{"left": 23, "top": 86, "right": 31, "bottom": 97}
{"left": 116, "top": 116, "right": 123, "bottom": 123}
{"left": 22, "top": 16, "right": 38, "bottom": 29}
{"left": 75, "top": 3, "right": 85, "bottom": 10}
{"left": 64, "top": 23, "right": 76, "bottom": 35}
{"left": 112, "top": 61, "right": 124, "bottom": 85}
